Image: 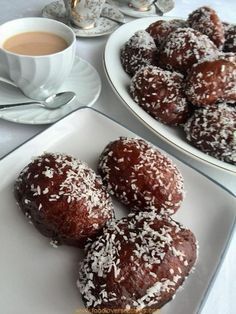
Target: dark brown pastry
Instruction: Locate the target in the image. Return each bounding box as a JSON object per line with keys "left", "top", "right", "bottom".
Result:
{"left": 14, "top": 152, "right": 114, "bottom": 247}
{"left": 222, "top": 22, "right": 232, "bottom": 33}
{"left": 78, "top": 211, "right": 197, "bottom": 313}
{"left": 120, "top": 30, "right": 157, "bottom": 77}
{"left": 146, "top": 19, "right": 187, "bottom": 48}
{"left": 223, "top": 25, "right": 236, "bottom": 53}
{"left": 130, "top": 65, "right": 191, "bottom": 126}
{"left": 185, "top": 53, "right": 236, "bottom": 107}
{"left": 98, "top": 137, "right": 184, "bottom": 216}
{"left": 187, "top": 6, "right": 225, "bottom": 49}
{"left": 158, "top": 28, "right": 218, "bottom": 75}
{"left": 184, "top": 103, "right": 236, "bottom": 165}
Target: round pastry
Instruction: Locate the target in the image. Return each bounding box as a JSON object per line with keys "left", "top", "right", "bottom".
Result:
{"left": 130, "top": 65, "right": 191, "bottom": 126}
{"left": 223, "top": 22, "right": 232, "bottom": 32}
{"left": 187, "top": 6, "right": 225, "bottom": 49}
{"left": 14, "top": 152, "right": 114, "bottom": 247}
{"left": 78, "top": 211, "right": 197, "bottom": 313}
{"left": 184, "top": 103, "right": 236, "bottom": 164}
{"left": 146, "top": 19, "right": 187, "bottom": 48}
{"left": 158, "top": 28, "right": 218, "bottom": 75}
{"left": 98, "top": 137, "right": 184, "bottom": 215}
{"left": 223, "top": 25, "right": 236, "bottom": 53}
{"left": 185, "top": 53, "right": 236, "bottom": 107}
{"left": 120, "top": 30, "right": 157, "bottom": 77}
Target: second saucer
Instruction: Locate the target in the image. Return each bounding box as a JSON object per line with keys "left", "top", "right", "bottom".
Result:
{"left": 0, "top": 56, "right": 101, "bottom": 124}
{"left": 42, "top": 1, "right": 125, "bottom": 37}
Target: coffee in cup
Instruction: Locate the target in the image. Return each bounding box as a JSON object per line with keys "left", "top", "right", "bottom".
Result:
{"left": 0, "top": 17, "right": 76, "bottom": 100}
{"left": 3, "top": 31, "right": 68, "bottom": 56}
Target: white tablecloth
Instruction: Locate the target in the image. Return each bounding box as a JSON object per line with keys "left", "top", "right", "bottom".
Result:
{"left": 0, "top": 0, "right": 235, "bottom": 313}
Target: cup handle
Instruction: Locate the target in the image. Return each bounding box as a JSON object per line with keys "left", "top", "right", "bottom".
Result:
{"left": 63, "top": 0, "right": 81, "bottom": 24}
{"left": 71, "top": 0, "right": 79, "bottom": 9}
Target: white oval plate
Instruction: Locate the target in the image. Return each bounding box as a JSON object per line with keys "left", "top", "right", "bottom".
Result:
{"left": 0, "top": 56, "right": 101, "bottom": 124}
{"left": 103, "top": 16, "right": 236, "bottom": 174}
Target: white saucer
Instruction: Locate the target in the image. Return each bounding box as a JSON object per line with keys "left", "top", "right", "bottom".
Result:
{"left": 0, "top": 57, "right": 101, "bottom": 124}
{"left": 107, "top": 0, "right": 174, "bottom": 18}
{"left": 42, "top": 1, "right": 125, "bottom": 37}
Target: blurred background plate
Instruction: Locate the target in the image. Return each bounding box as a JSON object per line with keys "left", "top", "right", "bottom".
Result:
{"left": 42, "top": 1, "right": 125, "bottom": 37}
{"left": 106, "top": 0, "right": 174, "bottom": 18}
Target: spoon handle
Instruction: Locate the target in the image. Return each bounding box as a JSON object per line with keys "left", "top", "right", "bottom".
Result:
{"left": 0, "top": 101, "right": 40, "bottom": 110}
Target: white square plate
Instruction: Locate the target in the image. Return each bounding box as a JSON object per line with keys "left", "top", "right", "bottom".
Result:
{"left": 0, "top": 107, "right": 235, "bottom": 314}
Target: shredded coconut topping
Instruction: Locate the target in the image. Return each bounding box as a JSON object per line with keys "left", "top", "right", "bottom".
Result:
{"left": 130, "top": 65, "right": 188, "bottom": 126}
{"left": 185, "top": 53, "right": 236, "bottom": 106}
{"left": 98, "top": 137, "right": 184, "bottom": 215}
{"left": 17, "top": 152, "right": 113, "bottom": 218}
{"left": 78, "top": 211, "right": 197, "bottom": 310}
{"left": 158, "top": 27, "right": 218, "bottom": 73}
{"left": 120, "top": 30, "right": 157, "bottom": 76}
{"left": 15, "top": 153, "right": 114, "bottom": 245}
{"left": 187, "top": 6, "right": 225, "bottom": 48}
{"left": 184, "top": 103, "right": 236, "bottom": 164}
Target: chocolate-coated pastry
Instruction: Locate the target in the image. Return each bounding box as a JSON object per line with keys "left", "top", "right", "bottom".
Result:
{"left": 14, "top": 152, "right": 114, "bottom": 247}
{"left": 223, "top": 25, "right": 236, "bottom": 53}
{"left": 98, "top": 137, "right": 184, "bottom": 215}
{"left": 146, "top": 19, "right": 187, "bottom": 48}
{"left": 130, "top": 65, "right": 191, "bottom": 126}
{"left": 120, "top": 30, "right": 158, "bottom": 77}
{"left": 185, "top": 53, "right": 236, "bottom": 107}
{"left": 78, "top": 211, "right": 197, "bottom": 313}
{"left": 184, "top": 103, "right": 236, "bottom": 164}
{"left": 187, "top": 6, "right": 225, "bottom": 49}
{"left": 158, "top": 28, "right": 218, "bottom": 75}
{"left": 222, "top": 22, "right": 232, "bottom": 33}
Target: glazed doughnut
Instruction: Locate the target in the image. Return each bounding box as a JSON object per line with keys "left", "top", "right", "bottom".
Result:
{"left": 130, "top": 65, "right": 191, "bottom": 126}
{"left": 14, "top": 153, "right": 114, "bottom": 247}
{"left": 158, "top": 28, "right": 218, "bottom": 75}
{"left": 187, "top": 6, "right": 225, "bottom": 49}
{"left": 185, "top": 53, "right": 236, "bottom": 107}
{"left": 120, "top": 30, "right": 157, "bottom": 77}
{"left": 98, "top": 137, "right": 184, "bottom": 215}
{"left": 78, "top": 211, "right": 197, "bottom": 313}
{"left": 184, "top": 103, "right": 236, "bottom": 164}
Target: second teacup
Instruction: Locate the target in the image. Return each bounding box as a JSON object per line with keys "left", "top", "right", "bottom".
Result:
{"left": 64, "top": 0, "right": 106, "bottom": 29}
{"left": 129, "top": 0, "right": 153, "bottom": 11}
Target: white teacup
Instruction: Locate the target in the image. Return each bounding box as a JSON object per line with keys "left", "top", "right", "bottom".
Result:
{"left": 63, "top": 0, "right": 106, "bottom": 29}
{"left": 0, "top": 17, "right": 76, "bottom": 100}
{"left": 129, "top": 0, "right": 153, "bottom": 11}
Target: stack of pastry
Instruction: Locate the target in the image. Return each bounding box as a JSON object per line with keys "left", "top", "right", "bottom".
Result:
{"left": 120, "top": 6, "right": 236, "bottom": 165}
{"left": 15, "top": 136, "right": 198, "bottom": 313}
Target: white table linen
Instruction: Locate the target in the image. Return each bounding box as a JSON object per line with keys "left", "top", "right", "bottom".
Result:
{"left": 0, "top": 0, "right": 235, "bottom": 313}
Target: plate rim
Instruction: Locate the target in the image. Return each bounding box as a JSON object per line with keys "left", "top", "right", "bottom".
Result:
{"left": 103, "top": 16, "right": 236, "bottom": 175}
{"left": 0, "top": 106, "right": 235, "bottom": 313}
